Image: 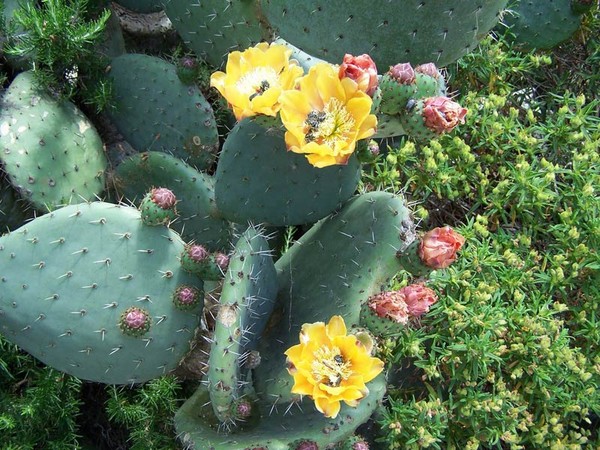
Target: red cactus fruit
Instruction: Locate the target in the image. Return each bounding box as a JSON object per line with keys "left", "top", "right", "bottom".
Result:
{"left": 418, "top": 226, "right": 466, "bottom": 269}
{"left": 422, "top": 96, "right": 468, "bottom": 134}
{"left": 398, "top": 284, "right": 438, "bottom": 317}
{"left": 339, "top": 53, "right": 379, "bottom": 96}
{"left": 367, "top": 291, "right": 409, "bottom": 324}
{"left": 389, "top": 62, "right": 415, "bottom": 84}
{"left": 119, "top": 307, "right": 151, "bottom": 336}
{"left": 151, "top": 187, "right": 177, "bottom": 209}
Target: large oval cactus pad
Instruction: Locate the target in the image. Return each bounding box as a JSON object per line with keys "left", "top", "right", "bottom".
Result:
{"left": 0, "top": 202, "right": 203, "bottom": 384}
{"left": 262, "top": 0, "right": 508, "bottom": 68}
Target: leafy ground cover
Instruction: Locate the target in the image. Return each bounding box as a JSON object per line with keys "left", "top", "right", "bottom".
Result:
{"left": 0, "top": 2, "right": 598, "bottom": 449}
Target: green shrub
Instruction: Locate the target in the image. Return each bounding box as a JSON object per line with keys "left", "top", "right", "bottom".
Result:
{"left": 0, "top": 336, "right": 82, "bottom": 449}
{"left": 369, "top": 22, "right": 599, "bottom": 450}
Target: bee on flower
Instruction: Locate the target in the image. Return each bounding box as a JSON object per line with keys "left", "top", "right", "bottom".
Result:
{"left": 279, "top": 63, "right": 378, "bottom": 168}
{"left": 209, "top": 42, "right": 304, "bottom": 121}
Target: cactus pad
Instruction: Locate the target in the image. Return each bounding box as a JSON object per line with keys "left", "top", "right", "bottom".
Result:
{"left": 107, "top": 54, "right": 219, "bottom": 171}
{"left": 163, "top": 0, "right": 272, "bottom": 68}
{"left": 261, "top": 0, "right": 508, "bottom": 68}
{"left": 0, "top": 72, "right": 107, "bottom": 211}
{"left": 0, "top": 202, "right": 203, "bottom": 384}
{"left": 214, "top": 118, "right": 361, "bottom": 226}
{"left": 112, "top": 151, "right": 233, "bottom": 250}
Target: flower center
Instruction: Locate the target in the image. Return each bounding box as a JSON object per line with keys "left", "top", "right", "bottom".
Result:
{"left": 236, "top": 67, "right": 279, "bottom": 101}
{"left": 311, "top": 345, "right": 352, "bottom": 387}
{"left": 303, "top": 98, "right": 355, "bottom": 148}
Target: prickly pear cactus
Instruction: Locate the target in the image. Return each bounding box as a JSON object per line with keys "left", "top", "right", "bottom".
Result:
{"left": 0, "top": 201, "right": 204, "bottom": 384}
{"left": 163, "top": 0, "right": 272, "bottom": 68}
{"left": 0, "top": 71, "right": 107, "bottom": 211}
{"left": 261, "top": 0, "right": 508, "bottom": 68}
{"left": 175, "top": 191, "right": 418, "bottom": 449}
{"left": 111, "top": 151, "right": 233, "bottom": 250}
{"left": 214, "top": 118, "right": 361, "bottom": 226}
{"left": 501, "top": 0, "right": 593, "bottom": 50}
{"left": 107, "top": 54, "right": 219, "bottom": 171}
{"left": 206, "top": 225, "right": 277, "bottom": 424}
{"left": 253, "top": 191, "right": 416, "bottom": 403}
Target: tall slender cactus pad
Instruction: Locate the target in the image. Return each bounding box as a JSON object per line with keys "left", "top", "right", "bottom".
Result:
{"left": 207, "top": 225, "right": 278, "bottom": 424}
{"left": 0, "top": 71, "right": 107, "bottom": 211}
{"left": 261, "top": 0, "right": 508, "bottom": 68}
{"left": 253, "top": 191, "right": 416, "bottom": 403}
{"left": 0, "top": 202, "right": 203, "bottom": 384}
{"left": 214, "top": 118, "right": 361, "bottom": 226}
{"left": 112, "top": 151, "right": 233, "bottom": 250}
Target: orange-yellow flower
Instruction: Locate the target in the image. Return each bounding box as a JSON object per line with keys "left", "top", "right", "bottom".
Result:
{"left": 210, "top": 42, "right": 304, "bottom": 121}
{"left": 284, "top": 315, "right": 384, "bottom": 419}
{"left": 279, "top": 63, "right": 377, "bottom": 168}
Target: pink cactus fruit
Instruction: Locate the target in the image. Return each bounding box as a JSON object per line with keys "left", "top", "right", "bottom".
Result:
{"left": 349, "top": 437, "right": 370, "bottom": 450}
{"left": 294, "top": 440, "right": 319, "bottom": 450}
{"left": 339, "top": 53, "right": 379, "bottom": 96}
{"left": 389, "top": 62, "right": 415, "bottom": 84}
{"left": 398, "top": 284, "right": 438, "bottom": 317}
{"left": 367, "top": 291, "right": 409, "bottom": 324}
{"left": 234, "top": 399, "right": 253, "bottom": 419}
{"left": 352, "top": 441, "right": 370, "bottom": 450}
{"left": 414, "top": 62, "right": 440, "bottom": 78}
{"left": 173, "top": 285, "right": 201, "bottom": 310}
{"left": 151, "top": 187, "right": 177, "bottom": 209}
{"left": 422, "top": 96, "right": 468, "bottom": 134}
{"left": 187, "top": 244, "right": 209, "bottom": 261}
{"left": 119, "top": 307, "right": 151, "bottom": 336}
{"left": 214, "top": 252, "right": 230, "bottom": 272}
{"left": 418, "top": 226, "right": 466, "bottom": 269}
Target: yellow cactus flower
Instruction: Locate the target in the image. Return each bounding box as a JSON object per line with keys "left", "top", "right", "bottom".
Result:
{"left": 284, "top": 315, "right": 384, "bottom": 419}
{"left": 279, "top": 63, "right": 377, "bottom": 168}
{"left": 210, "top": 42, "right": 304, "bottom": 121}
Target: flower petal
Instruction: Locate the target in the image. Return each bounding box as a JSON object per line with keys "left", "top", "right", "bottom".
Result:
{"left": 299, "top": 321, "right": 328, "bottom": 345}
{"left": 326, "top": 315, "right": 347, "bottom": 338}
{"left": 314, "top": 397, "right": 341, "bottom": 419}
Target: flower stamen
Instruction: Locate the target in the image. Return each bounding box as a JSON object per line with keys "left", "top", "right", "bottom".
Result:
{"left": 303, "top": 98, "right": 355, "bottom": 148}
{"left": 311, "top": 345, "right": 352, "bottom": 387}
{"left": 236, "top": 67, "right": 278, "bottom": 101}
